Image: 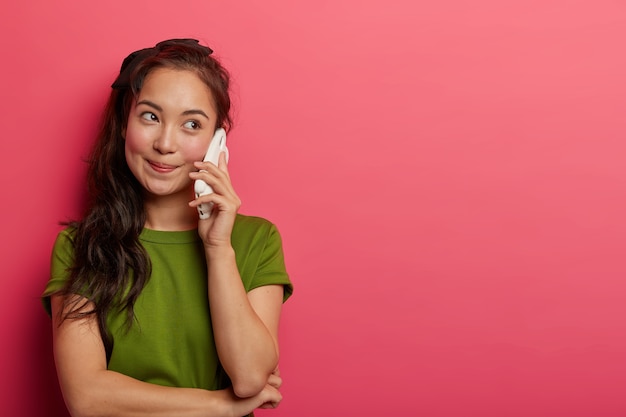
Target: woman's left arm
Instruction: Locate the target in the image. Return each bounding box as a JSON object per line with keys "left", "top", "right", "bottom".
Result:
{"left": 190, "top": 154, "right": 285, "bottom": 398}
{"left": 206, "top": 246, "right": 284, "bottom": 398}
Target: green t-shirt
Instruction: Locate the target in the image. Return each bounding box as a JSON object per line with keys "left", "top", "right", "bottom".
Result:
{"left": 43, "top": 214, "right": 293, "bottom": 391}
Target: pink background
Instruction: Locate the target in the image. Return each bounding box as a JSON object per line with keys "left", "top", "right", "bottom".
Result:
{"left": 2, "top": 1, "right": 626, "bottom": 416}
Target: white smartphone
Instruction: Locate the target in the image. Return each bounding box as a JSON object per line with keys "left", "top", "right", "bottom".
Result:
{"left": 194, "top": 128, "right": 228, "bottom": 219}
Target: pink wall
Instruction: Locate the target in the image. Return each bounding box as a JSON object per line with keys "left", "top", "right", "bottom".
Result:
{"left": 2, "top": 1, "right": 625, "bottom": 416}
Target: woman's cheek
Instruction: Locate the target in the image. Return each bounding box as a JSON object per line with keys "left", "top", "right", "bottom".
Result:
{"left": 184, "top": 142, "right": 210, "bottom": 163}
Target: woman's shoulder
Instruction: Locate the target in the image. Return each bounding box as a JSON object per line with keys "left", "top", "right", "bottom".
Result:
{"left": 52, "top": 224, "right": 84, "bottom": 250}
{"left": 234, "top": 213, "right": 276, "bottom": 229}
{"left": 232, "top": 213, "right": 283, "bottom": 243}
{"left": 47, "top": 226, "right": 81, "bottom": 269}
{"left": 53, "top": 225, "right": 78, "bottom": 249}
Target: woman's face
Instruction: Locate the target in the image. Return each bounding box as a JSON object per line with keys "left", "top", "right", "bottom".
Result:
{"left": 124, "top": 67, "right": 218, "bottom": 199}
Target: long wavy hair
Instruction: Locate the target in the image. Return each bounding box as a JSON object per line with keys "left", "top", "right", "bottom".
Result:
{"left": 58, "top": 40, "right": 232, "bottom": 357}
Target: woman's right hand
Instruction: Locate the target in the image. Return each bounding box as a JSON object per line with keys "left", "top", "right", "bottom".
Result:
{"left": 258, "top": 368, "right": 283, "bottom": 409}
{"left": 220, "top": 382, "right": 282, "bottom": 415}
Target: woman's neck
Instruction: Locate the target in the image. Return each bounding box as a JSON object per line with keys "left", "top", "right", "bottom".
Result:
{"left": 143, "top": 189, "right": 199, "bottom": 231}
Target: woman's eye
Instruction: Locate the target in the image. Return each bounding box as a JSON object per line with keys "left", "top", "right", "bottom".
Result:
{"left": 141, "top": 112, "right": 158, "bottom": 122}
{"left": 184, "top": 120, "right": 200, "bottom": 129}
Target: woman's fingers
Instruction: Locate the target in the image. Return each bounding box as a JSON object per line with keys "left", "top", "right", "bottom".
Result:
{"left": 267, "top": 373, "right": 282, "bottom": 389}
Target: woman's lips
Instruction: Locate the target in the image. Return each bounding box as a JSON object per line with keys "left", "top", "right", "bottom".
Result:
{"left": 148, "top": 160, "right": 178, "bottom": 173}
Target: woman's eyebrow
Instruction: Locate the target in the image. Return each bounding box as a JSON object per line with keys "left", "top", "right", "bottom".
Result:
{"left": 181, "top": 109, "right": 210, "bottom": 120}
{"left": 136, "top": 99, "right": 162, "bottom": 111}
{"left": 136, "top": 100, "right": 209, "bottom": 120}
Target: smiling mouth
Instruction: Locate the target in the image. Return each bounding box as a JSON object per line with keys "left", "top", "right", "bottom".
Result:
{"left": 148, "top": 160, "right": 179, "bottom": 173}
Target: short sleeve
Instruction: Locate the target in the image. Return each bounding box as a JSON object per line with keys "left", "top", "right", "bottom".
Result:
{"left": 232, "top": 215, "right": 293, "bottom": 302}
{"left": 252, "top": 223, "right": 293, "bottom": 302}
{"left": 41, "top": 229, "right": 76, "bottom": 315}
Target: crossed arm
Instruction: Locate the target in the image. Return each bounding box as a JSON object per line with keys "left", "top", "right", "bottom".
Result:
{"left": 51, "top": 282, "right": 284, "bottom": 417}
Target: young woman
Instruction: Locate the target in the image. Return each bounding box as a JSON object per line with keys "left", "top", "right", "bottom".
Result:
{"left": 42, "top": 39, "right": 293, "bottom": 417}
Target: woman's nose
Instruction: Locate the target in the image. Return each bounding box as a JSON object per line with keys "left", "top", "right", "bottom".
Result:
{"left": 153, "top": 126, "right": 177, "bottom": 154}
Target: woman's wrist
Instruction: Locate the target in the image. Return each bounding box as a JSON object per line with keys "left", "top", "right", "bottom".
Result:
{"left": 204, "top": 243, "right": 236, "bottom": 260}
